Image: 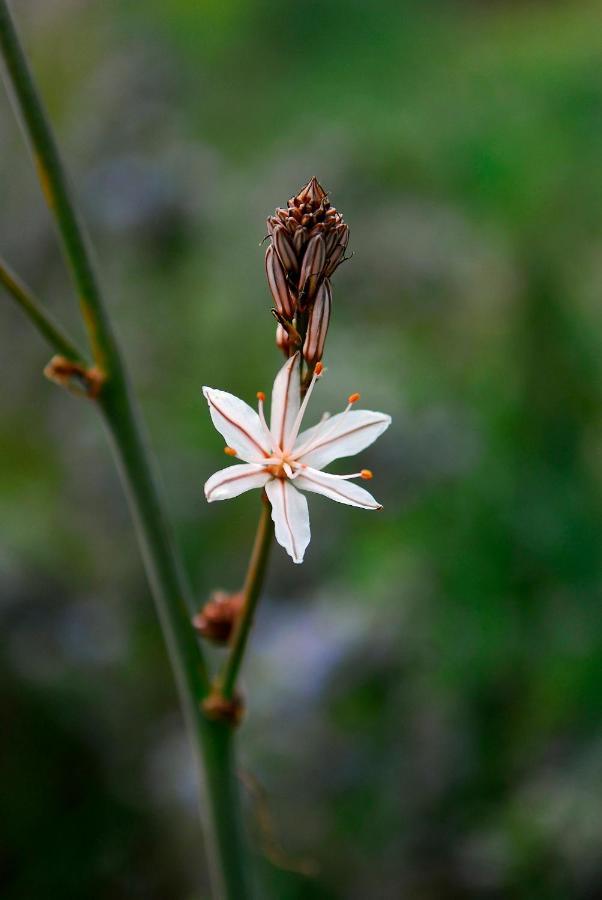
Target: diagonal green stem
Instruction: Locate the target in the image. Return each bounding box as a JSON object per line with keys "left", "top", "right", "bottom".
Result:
{"left": 219, "top": 497, "right": 273, "bottom": 701}
{"left": 0, "top": 3, "right": 251, "bottom": 897}
{"left": 0, "top": 255, "right": 86, "bottom": 362}
{"left": 0, "top": 2, "right": 112, "bottom": 370}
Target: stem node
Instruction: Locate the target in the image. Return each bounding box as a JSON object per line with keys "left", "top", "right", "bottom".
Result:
{"left": 203, "top": 689, "right": 245, "bottom": 727}
{"left": 44, "top": 354, "right": 105, "bottom": 398}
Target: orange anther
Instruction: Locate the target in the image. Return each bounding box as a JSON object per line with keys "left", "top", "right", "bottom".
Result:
{"left": 314, "top": 362, "right": 324, "bottom": 376}
{"left": 360, "top": 469, "right": 373, "bottom": 480}
{"left": 348, "top": 392, "right": 361, "bottom": 404}
{"left": 256, "top": 391, "right": 266, "bottom": 402}
{"left": 224, "top": 446, "right": 237, "bottom": 456}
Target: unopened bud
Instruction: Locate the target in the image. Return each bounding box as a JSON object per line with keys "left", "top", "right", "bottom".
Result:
{"left": 272, "top": 224, "right": 299, "bottom": 274}
{"left": 265, "top": 245, "right": 295, "bottom": 319}
{"left": 298, "top": 233, "right": 326, "bottom": 308}
{"left": 264, "top": 178, "right": 349, "bottom": 326}
{"left": 276, "top": 323, "right": 291, "bottom": 357}
{"left": 297, "top": 175, "right": 328, "bottom": 205}
{"left": 324, "top": 224, "right": 349, "bottom": 278}
{"left": 303, "top": 279, "right": 331, "bottom": 366}
{"left": 293, "top": 227, "right": 307, "bottom": 255}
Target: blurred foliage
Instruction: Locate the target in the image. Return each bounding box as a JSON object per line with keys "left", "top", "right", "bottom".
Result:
{"left": 1, "top": 0, "right": 602, "bottom": 897}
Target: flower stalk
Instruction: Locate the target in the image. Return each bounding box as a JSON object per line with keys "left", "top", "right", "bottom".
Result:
{"left": 217, "top": 496, "right": 274, "bottom": 703}
{"left": 0, "top": 3, "right": 250, "bottom": 897}
{"left": 1, "top": 4, "right": 391, "bottom": 892}
{"left": 0, "top": 255, "right": 86, "bottom": 362}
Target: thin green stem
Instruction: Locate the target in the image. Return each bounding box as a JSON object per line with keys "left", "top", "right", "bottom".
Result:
{"left": 219, "top": 498, "right": 273, "bottom": 701}
{"left": 0, "top": 0, "right": 112, "bottom": 370}
{"left": 0, "top": 4, "right": 251, "bottom": 897}
{"left": 0, "top": 256, "right": 85, "bottom": 362}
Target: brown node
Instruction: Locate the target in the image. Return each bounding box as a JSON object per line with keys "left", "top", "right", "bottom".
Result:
{"left": 43, "top": 355, "right": 105, "bottom": 398}
{"left": 192, "top": 590, "right": 244, "bottom": 645}
{"left": 202, "top": 690, "right": 245, "bottom": 726}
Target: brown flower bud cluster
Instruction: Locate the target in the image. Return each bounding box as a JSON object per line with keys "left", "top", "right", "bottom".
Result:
{"left": 265, "top": 177, "right": 349, "bottom": 367}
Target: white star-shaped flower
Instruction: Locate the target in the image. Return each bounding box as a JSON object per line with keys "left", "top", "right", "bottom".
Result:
{"left": 202, "top": 352, "right": 391, "bottom": 563}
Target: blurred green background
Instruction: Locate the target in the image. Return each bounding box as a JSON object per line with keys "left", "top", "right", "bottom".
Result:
{"left": 2, "top": 0, "right": 602, "bottom": 897}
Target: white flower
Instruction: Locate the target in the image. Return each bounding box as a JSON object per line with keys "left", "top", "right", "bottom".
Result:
{"left": 202, "top": 353, "right": 391, "bottom": 564}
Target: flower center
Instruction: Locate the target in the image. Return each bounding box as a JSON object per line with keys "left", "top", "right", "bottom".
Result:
{"left": 266, "top": 450, "right": 297, "bottom": 480}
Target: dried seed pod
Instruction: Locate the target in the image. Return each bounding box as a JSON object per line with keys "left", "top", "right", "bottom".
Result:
{"left": 298, "top": 233, "right": 326, "bottom": 306}
{"left": 265, "top": 244, "right": 295, "bottom": 319}
{"left": 303, "top": 279, "right": 331, "bottom": 365}
{"left": 272, "top": 224, "right": 298, "bottom": 274}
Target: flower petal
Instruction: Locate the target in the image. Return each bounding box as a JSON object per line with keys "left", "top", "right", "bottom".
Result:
{"left": 294, "top": 467, "right": 382, "bottom": 509}
{"left": 294, "top": 410, "right": 391, "bottom": 469}
{"left": 204, "top": 463, "right": 270, "bottom": 502}
{"left": 203, "top": 387, "right": 270, "bottom": 462}
{"left": 265, "top": 478, "right": 310, "bottom": 564}
{"left": 270, "top": 352, "right": 301, "bottom": 451}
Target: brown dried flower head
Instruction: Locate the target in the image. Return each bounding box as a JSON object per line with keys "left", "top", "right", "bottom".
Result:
{"left": 265, "top": 177, "right": 348, "bottom": 365}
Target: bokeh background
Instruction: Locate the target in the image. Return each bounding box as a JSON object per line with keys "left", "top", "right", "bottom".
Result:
{"left": 2, "top": 1, "right": 602, "bottom": 897}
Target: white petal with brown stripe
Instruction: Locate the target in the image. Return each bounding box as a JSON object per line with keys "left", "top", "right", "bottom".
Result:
{"left": 202, "top": 352, "right": 390, "bottom": 563}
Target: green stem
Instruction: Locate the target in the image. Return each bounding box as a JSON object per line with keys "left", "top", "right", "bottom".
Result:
{"left": 219, "top": 498, "right": 273, "bottom": 701}
{"left": 99, "top": 383, "right": 251, "bottom": 900}
{"left": 0, "top": 0, "right": 112, "bottom": 370}
{"left": 0, "top": 4, "right": 251, "bottom": 897}
{"left": 0, "top": 256, "right": 85, "bottom": 362}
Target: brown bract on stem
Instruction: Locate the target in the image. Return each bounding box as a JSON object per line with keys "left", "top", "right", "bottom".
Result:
{"left": 193, "top": 591, "right": 244, "bottom": 645}
{"left": 44, "top": 354, "right": 105, "bottom": 398}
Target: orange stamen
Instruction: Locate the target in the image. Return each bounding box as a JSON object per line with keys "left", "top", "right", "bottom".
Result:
{"left": 314, "top": 362, "right": 324, "bottom": 376}
{"left": 224, "top": 446, "right": 237, "bottom": 457}
{"left": 360, "top": 469, "right": 373, "bottom": 480}
{"left": 348, "top": 392, "right": 361, "bottom": 405}
{"left": 256, "top": 390, "right": 266, "bottom": 402}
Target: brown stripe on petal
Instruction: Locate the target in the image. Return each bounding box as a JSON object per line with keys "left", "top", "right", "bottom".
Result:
{"left": 208, "top": 396, "right": 270, "bottom": 458}
{"left": 281, "top": 480, "right": 298, "bottom": 560}
{"left": 275, "top": 355, "right": 297, "bottom": 448}
{"left": 297, "top": 472, "right": 380, "bottom": 508}
{"left": 302, "top": 417, "right": 389, "bottom": 457}
{"left": 207, "top": 467, "right": 268, "bottom": 500}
